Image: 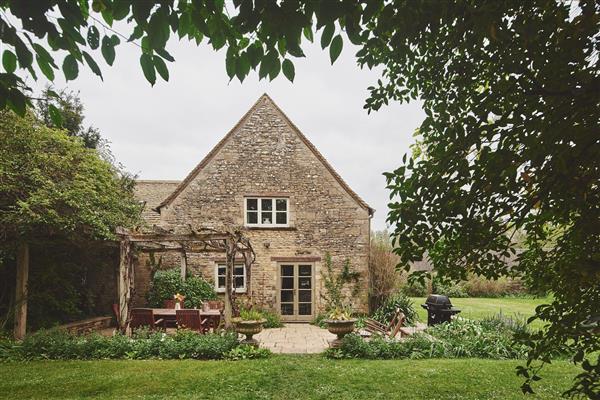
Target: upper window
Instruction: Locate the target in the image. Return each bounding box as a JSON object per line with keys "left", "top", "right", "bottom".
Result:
{"left": 215, "top": 264, "right": 246, "bottom": 293}
{"left": 245, "top": 197, "right": 288, "bottom": 227}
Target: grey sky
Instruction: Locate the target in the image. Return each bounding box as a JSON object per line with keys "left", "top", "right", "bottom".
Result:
{"left": 30, "top": 31, "right": 425, "bottom": 230}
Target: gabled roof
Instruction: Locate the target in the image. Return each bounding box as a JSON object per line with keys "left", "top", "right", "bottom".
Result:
{"left": 157, "top": 94, "right": 374, "bottom": 215}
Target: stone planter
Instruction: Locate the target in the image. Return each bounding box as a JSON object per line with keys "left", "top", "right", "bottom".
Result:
{"left": 233, "top": 319, "right": 266, "bottom": 346}
{"left": 325, "top": 319, "right": 357, "bottom": 347}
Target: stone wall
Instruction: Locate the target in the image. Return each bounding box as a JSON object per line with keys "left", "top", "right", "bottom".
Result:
{"left": 133, "top": 95, "right": 372, "bottom": 319}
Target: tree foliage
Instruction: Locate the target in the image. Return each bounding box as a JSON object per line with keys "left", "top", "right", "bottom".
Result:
{"left": 0, "top": 110, "right": 141, "bottom": 242}
{"left": 36, "top": 87, "right": 102, "bottom": 149}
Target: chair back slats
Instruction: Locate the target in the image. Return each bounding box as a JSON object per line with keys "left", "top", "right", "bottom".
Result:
{"left": 206, "top": 300, "right": 224, "bottom": 311}
{"left": 130, "top": 308, "right": 157, "bottom": 330}
{"left": 176, "top": 309, "right": 206, "bottom": 332}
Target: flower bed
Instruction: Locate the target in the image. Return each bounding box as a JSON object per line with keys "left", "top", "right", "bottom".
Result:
{"left": 0, "top": 329, "right": 270, "bottom": 361}
{"left": 326, "top": 316, "right": 530, "bottom": 360}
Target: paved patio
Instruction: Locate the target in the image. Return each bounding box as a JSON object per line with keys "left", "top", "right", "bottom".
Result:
{"left": 255, "top": 323, "right": 336, "bottom": 354}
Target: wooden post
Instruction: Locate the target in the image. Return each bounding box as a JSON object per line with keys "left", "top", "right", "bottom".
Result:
{"left": 223, "top": 239, "right": 233, "bottom": 329}
{"left": 118, "top": 239, "right": 132, "bottom": 332}
{"left": 14, "top": 242, "right": 29, "bottom": 340}
{"left": 180, "top": 249, "right": 187, "bottom": 281}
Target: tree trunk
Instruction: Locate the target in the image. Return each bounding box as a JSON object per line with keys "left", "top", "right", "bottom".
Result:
{"left": 223, "top": 239, "right": 234, "bottom": 329}
{"left": 14, "top": 242, "right": 29, "bottom": 340}
{"left": 118, "top": 240, "right": 133, "bottom": 333}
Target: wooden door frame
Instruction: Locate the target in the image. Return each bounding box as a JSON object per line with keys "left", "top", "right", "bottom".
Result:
{"left": 276, "top": 262, "right": 315, "bottom": 322}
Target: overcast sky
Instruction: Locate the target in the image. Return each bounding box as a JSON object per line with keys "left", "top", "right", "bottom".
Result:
{"left": 28, "top": 28, "right": 425, "bottom": 231}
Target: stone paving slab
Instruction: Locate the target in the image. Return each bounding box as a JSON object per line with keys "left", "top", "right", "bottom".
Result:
{"left": 255, "top": 323, "right": 336, "bottom": 354}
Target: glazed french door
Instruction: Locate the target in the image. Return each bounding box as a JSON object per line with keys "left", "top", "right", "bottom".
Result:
{"left": 279, "top": 264, "right": 314, "bottom": 321}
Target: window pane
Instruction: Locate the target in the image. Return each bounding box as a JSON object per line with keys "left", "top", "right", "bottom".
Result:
{"left": 276, "top": 212, "right": 287, "bottom": 225}
{"left": 299, "top": 277, "right": 311, "bottom": 289}
{"left": 261, "top": 199, "right": 273, "bottom": 211}
{"left": 299, "top": 265, "right": 311, "bottom": 276}
{"left": 218, "top": 277, "right": 225, "bottom": 288}
{"left": 276, "top": 199, "right": 287, "bottom": 211}
{"left": 281, "top": 277, "right": 293, "bottom": 289}
{"left": 247, "top": 211, "right": 258, "bottom": 224}
{"left": 298, "top": 290, "right": 311, "bottom": 302}
{"left": 299, "top": 303, "right": 312, "bottom": 315}
{"left": 281, "top": 265, "right": 293, "bottom": 276}
{"left": 218, "top": 266, "right": 226, "bottom": 275}
{"left": 281, "top": 303, "right": 293, "bottom": 315}
{"left": 246, "top": 198, "right": 258, "bottom": 210}
{"left": 281, "top": 290, "right": 293, "bottom": 303}
{"left": 234, "top": 266, "right": 244, "bottom": 276}
{"left": 234, "top": 276, "right": 244, "bottom": 288}
{"left": 261, "top": 212, "right": 272, "bottom": 224}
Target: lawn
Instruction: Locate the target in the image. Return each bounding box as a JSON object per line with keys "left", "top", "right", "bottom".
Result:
{"left": 0, "top": 356, "right": 577, "bottom": 399}
{"left": 410, "top": 296, "right": 551, "bottom": 329}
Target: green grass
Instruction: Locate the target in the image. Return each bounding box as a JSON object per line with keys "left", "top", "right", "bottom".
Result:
{"left": 410, "top": 296, "right": 550, "bottom": 329}
{"left": 0, "top": 356, "right": 578, "bottom": 399}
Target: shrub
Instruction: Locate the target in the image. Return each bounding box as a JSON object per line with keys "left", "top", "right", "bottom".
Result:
{"left": 224, "top": 345, "right": 271, "bottom": 360}
{"left": 401, "top": 279, "right": 428, "bottom": 297}
{"left": 431, "top": 277, "right": 468, "bottom": 298}
{"left": 147, "top": 269, "right": 216, "bottom": 308}
{"left": 326, "top": 317, "right": 529, "bottom": 360}
{"left": 259, "top": 310, "right": 284, "bottom": 328}
{"left": 372, "top": 292, "right": 418, "bottom": 325}
{"left": 11, "top": 328, "right": 241, "bottom": 361}
{"left": 369, "top": 230, "right": 405, "bottom": 311}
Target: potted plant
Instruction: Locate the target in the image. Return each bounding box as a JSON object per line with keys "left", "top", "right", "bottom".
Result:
{"left": 174, "top": 293, "right": 185, "bottom": 309}
{"left": 325, "top": 307, "right": 357, "bottom": 347}
{"left": 232, "top": 308, "right": 266, "bottom": 346}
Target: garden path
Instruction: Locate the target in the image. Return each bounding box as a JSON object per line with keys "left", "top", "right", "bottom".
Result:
{"left": 255, "top": 323, "right": 336, "bottom": 354}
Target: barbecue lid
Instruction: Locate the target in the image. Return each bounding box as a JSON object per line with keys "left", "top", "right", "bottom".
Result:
{"left": 424, "top": 294, "right": 453, "bottom": 307}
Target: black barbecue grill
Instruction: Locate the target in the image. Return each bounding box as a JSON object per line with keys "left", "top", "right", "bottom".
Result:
{"left": 421, "top": 294, "right": 461, "bottom": 326}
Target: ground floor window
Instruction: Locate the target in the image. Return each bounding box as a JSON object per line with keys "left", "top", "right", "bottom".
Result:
{"left": 215, "top": 264, "right": 246, "bottom": 293}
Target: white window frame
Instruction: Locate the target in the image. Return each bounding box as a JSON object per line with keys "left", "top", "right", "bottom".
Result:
{"left": 244, "top": 197, "right": 289, "bottom": 227}
{"left": 215, "top": 264, "right": 247, "bottom": 293}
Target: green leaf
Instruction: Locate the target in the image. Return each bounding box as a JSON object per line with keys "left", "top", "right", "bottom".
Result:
{"left": 87, "top": 26, "right": 100, "bottom": 49}
{"left": 155, "top": 48, "right": 175, "bottom": 62}
{"left": 7, "top": 88, "right": 27, "bottom": 115}
{"left": 153, "top": 55, "right": 169, "bottom": 81}
{"left": 48, "top": 104, "right": 63, "bottom": 127}
{"left": 269, "top": 57, "right": 281, "bottom": 81}
{"left": 101, "top": 36, "right": 116, "bottom": 65}
{"left": 36, "top": 56, "right": 55, "bottom": 81}
{"left": 321, "top": 23, "right": 335, "bottom": 49}
{"left": 329, "top": 35, "right": 343, "bottom": 64}
{"left": 282, "top": 59, "right": 295, "bottom": 82}
{"left": 140, "top": 53, "right": 156, "bottom": 86}
{"left": 303, "top": 26, "right": 314, "bottom": 43}
{"left": 62, "top": 54, "right": 79, "bottom": 81}
{"left": 82, "top": 51, "right": 103, "bottom": 80}
{"left": 2, "top": 50, "right": 17, "bottom": 73}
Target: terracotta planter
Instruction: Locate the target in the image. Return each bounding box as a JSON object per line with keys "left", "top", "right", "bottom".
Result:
{"left": 233, "top": 319, "right": 266, "bottom": 346}
{"left": 325, "top": 319, "right": 357, "bottom": 347}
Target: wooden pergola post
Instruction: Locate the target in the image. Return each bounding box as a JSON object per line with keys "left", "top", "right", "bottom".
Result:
{"left": 14, "top": 242, "right": 29, "bottom": 340}
{"left": 223, "top": 237, "right": 234, "bottom": 329}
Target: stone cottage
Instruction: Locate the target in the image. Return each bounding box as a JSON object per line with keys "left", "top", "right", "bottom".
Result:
{"left": 133, "top": 94, "right": 373, "bottom": 321}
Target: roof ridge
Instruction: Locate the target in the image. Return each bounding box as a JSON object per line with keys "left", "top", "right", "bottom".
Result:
{"left": 157, "top": 94, "right": 374, "bottom": 215}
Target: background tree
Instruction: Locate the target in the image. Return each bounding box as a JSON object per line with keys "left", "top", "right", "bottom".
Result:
{"left": 0, "top": 109, "right": 141, "bottom": 334}
{"left": 36, "top": 87, "right": 101, "bottom": 149}
{"left": 0, "top": 1, "right": 597, "bottom": 397}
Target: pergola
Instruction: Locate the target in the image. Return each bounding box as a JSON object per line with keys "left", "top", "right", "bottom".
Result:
{"left": 115, "top": 226, "right": 255, "bottom": 331}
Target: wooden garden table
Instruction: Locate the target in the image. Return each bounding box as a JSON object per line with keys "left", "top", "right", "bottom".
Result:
{"left": 152, "top": 308, "right": 222, "bottom": 330}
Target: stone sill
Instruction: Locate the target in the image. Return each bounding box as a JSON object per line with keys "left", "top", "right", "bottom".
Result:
{"left": 245, "top": 226, "right": 297, "bottom": 231}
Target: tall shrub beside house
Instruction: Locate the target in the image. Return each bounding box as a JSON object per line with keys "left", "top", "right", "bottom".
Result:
{"left": 369, "top": 230, "right": 405, "bottom": 312}
{"left": 0, "top": 110, "right": 141, "bottom": 336}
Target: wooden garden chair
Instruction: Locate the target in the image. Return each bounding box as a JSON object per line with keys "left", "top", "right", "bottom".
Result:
{"left": 176, "top": 309, "right": 209, "bottom": 333}
{"left": 363, "top": 308, "right": 406, "bottom": 339}
{"left": 129, "top": 308, "right": 164, "bottom": 331}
